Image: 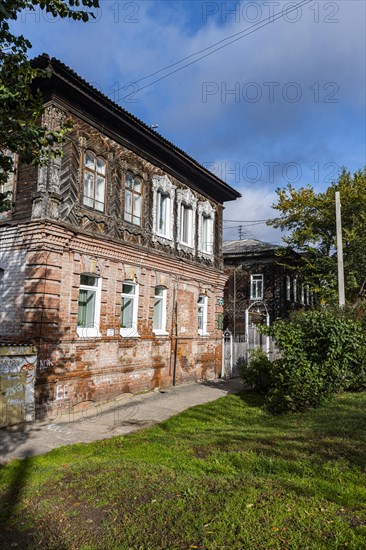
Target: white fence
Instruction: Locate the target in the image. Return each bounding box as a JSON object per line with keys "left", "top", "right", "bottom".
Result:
{"left": 222, "top": 328, "right": 278, "bottom": 379}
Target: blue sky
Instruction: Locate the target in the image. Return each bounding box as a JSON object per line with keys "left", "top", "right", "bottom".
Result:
{"left": 11, "top": 0, "right": 366, "bottom": 242}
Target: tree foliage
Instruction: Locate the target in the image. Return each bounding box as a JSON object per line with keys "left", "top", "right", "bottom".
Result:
{"left": 268, "top": 168, "right": 366, "bottom": 303}
{"left": 0, "top": 0, "right": 99, "bottom": 209}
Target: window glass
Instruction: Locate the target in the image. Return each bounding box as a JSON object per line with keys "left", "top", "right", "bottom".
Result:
{"left": 83, "top": 151, "right": 106, "bottom": 212}
{"left": 124, "top": 174, "right": 142, "bottom": 226}
{"left": 250, "top": 274, "right": 263, "bottom": 300}
{"left": 201, "top": 214, "right": 213, "bottom": 253}
{"left": 158, "top": 192, "right": 168, "bottom": 235}
{"left": 153, "top": 286, "right": 166, "bottom": 332}
{"left": 198, "top": 295, "right": 208, "bottom": 335}
{"left": 181, "top": 204, "right": 192, "bottom": 245}
{"left": 78, "top": 289, "right": 96, "bottom": 327}
{"left": 120, "top": 282, "right": 138, "bottom": 337}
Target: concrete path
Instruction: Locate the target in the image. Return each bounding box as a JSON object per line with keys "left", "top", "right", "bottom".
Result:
{"left": 0, "top": 379, "right": 244, "bottom": 464}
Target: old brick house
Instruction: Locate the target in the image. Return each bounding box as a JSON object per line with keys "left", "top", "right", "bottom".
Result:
{"left": 0, "top": 55, "right": 240, "bottom": 419}
{"left": 223, "top": 239, "right": 312, "bottom": 337}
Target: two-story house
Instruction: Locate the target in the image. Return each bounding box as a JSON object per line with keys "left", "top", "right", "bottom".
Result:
{"left": 0, "top": 55, "right": 240, "bottom": 419}
{"left": 223, "top": 239, "right": 313, "bottom": 338}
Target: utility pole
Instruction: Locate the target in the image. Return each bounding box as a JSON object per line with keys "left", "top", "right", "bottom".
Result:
{"left": 335, "top": 191, "right": 345, "bottom": 306}
{"left": 238, "top": 225, "right": 243, "bottom": 240}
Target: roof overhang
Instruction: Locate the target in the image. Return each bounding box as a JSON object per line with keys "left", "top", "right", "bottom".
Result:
{"left": 32, "top": 55, "right": 241, "bottom": 204}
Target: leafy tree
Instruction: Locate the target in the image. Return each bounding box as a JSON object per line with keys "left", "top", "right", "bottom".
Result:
{"left": 268, "top": 168, "right": 366, "bottom": 304}
{"left": 0, "top": 0, "right": 99, "bottom": 210}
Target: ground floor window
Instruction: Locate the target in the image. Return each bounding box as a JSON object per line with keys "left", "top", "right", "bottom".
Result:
{"left": 77, "top": 274, "right": 101, "bottom": 337}
{"left": 121, "top": 281, "right": 139, "bottom": 337}
{"left": 198, "top": 295, "right": 208, "bottom": 335}
{"left": 153, "top": 286, "right": 167, "bottom": 335}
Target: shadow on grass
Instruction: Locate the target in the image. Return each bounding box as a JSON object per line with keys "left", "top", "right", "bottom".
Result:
{"left": 0, "top": 453, "right": 69, "bottom": 548}
{"left": 0, "top": 457, "right": 39, "bottom": 548}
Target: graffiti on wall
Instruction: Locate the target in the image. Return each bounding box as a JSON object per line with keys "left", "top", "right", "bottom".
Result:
{"left": 0, "top": 345, "right": 37, "bottom": 426}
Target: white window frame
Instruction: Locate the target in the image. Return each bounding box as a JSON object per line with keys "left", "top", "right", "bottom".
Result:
{"left": 250, "top": 274, "right": 264, "bottom": 300}
{"left": 177, "top": 188, "right": 197, "bottom": 251}
{"left": 153, "top": 286, "right": 168, "bottom": 336}
{"left": 77, "top": 273, "right": 102, "bottom": 338}
{"left": 198, "top": 201, "right": 215, "bottom": 257}
{"left": 120, "top": 281, "right": 139, "bottom": 337}
{"left": 198, "top": 295, "right": 209, "bottom": 336}
{"left": 152, "top": 175, "right": 176, "bottom": 247}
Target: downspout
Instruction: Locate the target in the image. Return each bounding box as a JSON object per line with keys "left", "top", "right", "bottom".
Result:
{"left": 172, "top": 300, "right": 178, "bottom": 386}
{"left": 169, "top": 278, "right": 179, "bottom": 386}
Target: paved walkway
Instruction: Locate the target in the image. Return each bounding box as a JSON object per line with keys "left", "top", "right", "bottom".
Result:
{"left": 0, "top": 379, "right": 244, "bottom": 464}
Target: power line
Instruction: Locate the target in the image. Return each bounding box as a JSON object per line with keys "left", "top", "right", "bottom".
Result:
{"left": 112, "top": 0, "right": 312, "bottom": 100}
{"left": 224, "top": 218, "right": 276, "bottom": 223}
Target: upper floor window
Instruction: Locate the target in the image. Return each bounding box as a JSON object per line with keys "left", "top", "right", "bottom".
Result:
{"left": 198, "top": 201, "right": 215, "bottom": 256}
{"left": 153, "top": 286, "right": 168, "bottom": 335}
{"left": 156, "top": 191, "right": 171, "bottom": 237}
{"left": 250, "top": 274, "right": 263, "bottom": 300}
{"left": 293, "top": 276, "right": 298, "bottom": 302}
{"left": 300, "top": 282, "right": 305, "bottom": 305}
{"left": 201, "top": 214, "right": 214, "bottom": 254}
{"left": 124, "top": 173, "right": 142, "bottom": 225}
{"left": 83, "top": 151, "right": 106, "bottom": 212}
{"left": 177, "top": 188, "right": 197, "bottom": 250}
{"left": 77, "top": 273, "right": 102, "bottom": 337}
{"left": 180, "top": 204, "right": 193, "bottom": 246}
{"left": 198, "top": 295, "right": 208, "bottom": 336}
{"left": 152, "top": 175, "right": 176, "bottom": 244}
{"left": 120, "top": 281, "right": 139, "bottom": 337}
{"left": 286, "top": 275, "right": 291, "bottom": 301}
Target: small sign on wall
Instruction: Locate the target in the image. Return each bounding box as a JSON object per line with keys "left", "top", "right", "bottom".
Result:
{"left": 218, "top": 314, "right": 223, "bottom": 330}
{"left": 217, "top": 297, "right": 224, "bottom": 306}
{"left": 106, "top": 329, "right": 115, "bottom": 337}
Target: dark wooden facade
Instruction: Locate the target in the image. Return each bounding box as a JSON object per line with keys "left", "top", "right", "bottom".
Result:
{"left": 223, "top": 239, "right": 310, "bottom": 335}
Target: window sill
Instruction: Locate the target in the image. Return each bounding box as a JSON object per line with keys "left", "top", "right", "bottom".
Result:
{"left": 153, "top": 330, "right": 170, "bottom": 337}
{"left": 120, "top": 330, "right": 140, "bottom": 338}
{"left": 198, "top": 331, "right": 210, "bottom": 337}
{"left": 77, "top": 327, "right": 101, "bottom": 338}
{"left": 155, "top": 232, "right": 173, "bottom": 240}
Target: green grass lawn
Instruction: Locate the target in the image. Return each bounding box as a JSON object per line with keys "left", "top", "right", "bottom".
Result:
{"left": 1, "top": 391, "right": 365, "bottom": 550}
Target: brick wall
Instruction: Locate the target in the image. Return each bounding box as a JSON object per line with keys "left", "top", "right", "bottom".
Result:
{"left": 0, "top": 222, "right": 226, "bottom": 416}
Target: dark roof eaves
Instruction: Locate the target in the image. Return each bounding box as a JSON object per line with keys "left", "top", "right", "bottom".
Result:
{"left": 32, "top": 54, "right": 241, "bottom": 203}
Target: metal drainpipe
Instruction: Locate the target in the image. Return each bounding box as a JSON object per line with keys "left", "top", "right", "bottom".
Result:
{"left": 172, "top": 300, "right": 178, "bottom": 386}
